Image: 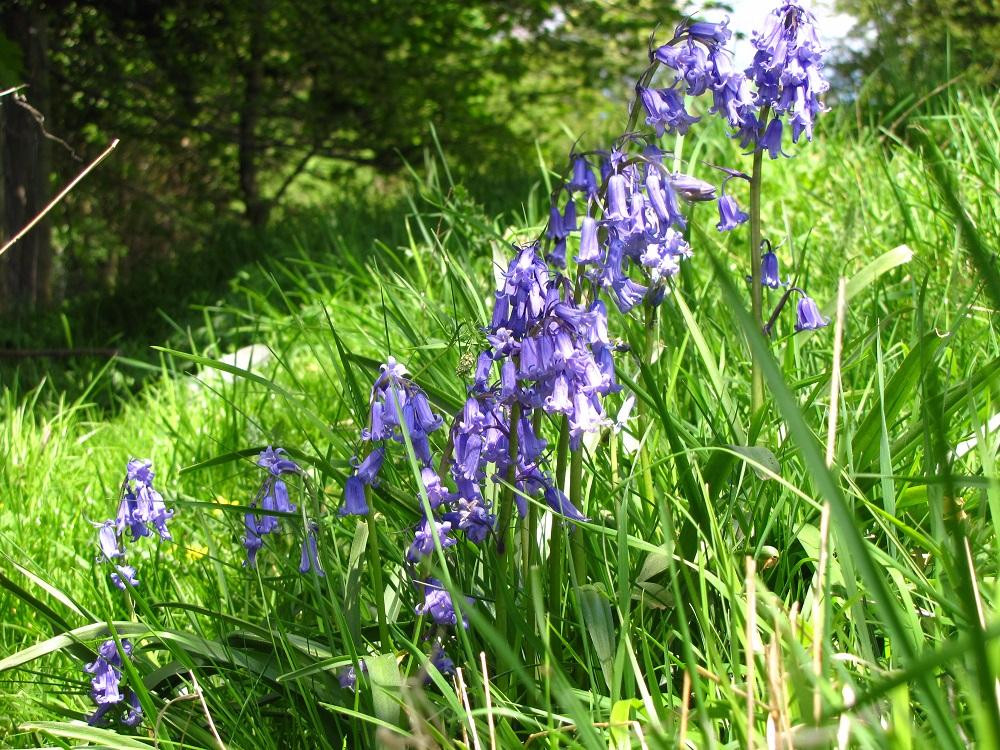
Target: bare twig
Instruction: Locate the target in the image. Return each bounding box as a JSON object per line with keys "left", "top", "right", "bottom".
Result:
{"left": 11, "top": 93, "right": 81, "bottom": 160}
{"left": 815, "top": 278, "right": 846, "bottom": 721}
{"left": 270, "top": 144, "right": 319, "bottom": 206}
{"left": 480, "top": 652, "right": 497, "bottom": 750}
{"left": 680, "top": 668, "right": 691, "bottom": 748}
{"left": 152, "top": 672, "right": 225, "bottom": 750}
{"left": 189, "top": 671, "right": 225, "bottom": 750}
{"left": 885, "top": 72, "right": 966, "bottom": 138}
{"left": 0, "top": 139, "right": 118, "bottom": 261}
{"left": 455, "top": 667, "right": 482, "bottom": 750}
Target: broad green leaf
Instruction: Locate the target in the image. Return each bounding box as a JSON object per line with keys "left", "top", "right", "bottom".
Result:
{"left": 821, "top": 244, "right": 913, "bottom": 316}
{"left": 366, "top": 652, "right": 402, "bottom": 729}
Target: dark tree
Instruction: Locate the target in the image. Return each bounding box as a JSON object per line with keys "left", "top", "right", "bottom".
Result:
{"left": 0, "top": 1, "right": 52, "bottom": 313}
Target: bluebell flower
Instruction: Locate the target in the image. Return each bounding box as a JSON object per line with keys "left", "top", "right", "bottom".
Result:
{"left": 645, "top": 170, "right": 686, "bottom": 230}
{"left": 443, "top": 492, "right": 495, "bottom": 544}
{"left": 610, "top": 275, "right": 649, "bottom": 314}
{"left": 406, "top": 517, "right": 457, "bottom": 562}
{"left": 338, "top": 660, "right": 367, "bottom": 691}
{"left": 685, "top": 17, "right": 731, "bottom": 47}
{"left": 242, "top": 447, "right": 303, "bottom": 566}
{"left": 428, "top": 643, "right": 456, "bottom": 679}
{"left": 419, "top": 467, "right": 451, "bottom": 509}
{"left": 86, "top": 640, "right": 125, "bottom": 706}
{"left": 544, "top": 484, "right": 588, "bottom": 523}
{"left": 126, "top": 459, "right": 154, "bottom": 486}
{"left": 639, "top": 227, "right": 690, "bottom": 284}
{"left": 668, "top": 173, "right": 716, "bottom": 202}
{"left": 142, "top": 487, "right": 174, "bottom": 541}
{"left": 97, "top": 520, "right": 123, "bottom": 560}
{"left": 794, "top": 293, "right": 829, "bottom": 331}
{"left": 121, "top": 691, "right": 143, "bottom": 727}
{"left": 110, "top": 565, "right": 138, "bottom": 591}
{"left": 263, "top": 479, "right": 295, "bottom": 517}
{"left": 716, "top": 193, "right": 749, "bottom": 232}
{"left": 256, "top": 446, "right": 300, "bottom": 476}
{"left": 411, "top": 392, "right": 443, "bottom": 433}
{"left": 339, "top": 475, "right": 369, "bottom": 516}
{"left": 242, "top": 514, "right": 264, "bottom": 567}
{"left": 299, "top": 522, "right": 325, "bottom": 576}
{"left": 361, "top": 357, "right": 444, "bottom": 448}
{"left": 354, "top": 446, "right": 386, "bottom": 486}
{"left": 415, "top": 578, "right": 469, "bottom": 628}
{"left": 115, "top": 458, "right": 173, "bottom": 541}
{"left": 759, "top": 118, "right": 787, "bottom": 159}
{"left": 546, "top": 199, "right": 576, "bottom": 261}
{"left": 567, "top": 155, "right": 598, "bottom": 198}
{"left": 711, "top": 72, "right": 756, "bottom": 129}
{"left": 605, "top": 174, "right": 630, "bottom": 221}
{"left": 472, "top": 351, "right": 494, "bottom": 393}
{"left": 115, "top": 492, "right": 148, "bottom": 541}
{"left": 85, "top": 639, "right": 135, "bottom": 725}
{"left": 761, "top": 250, "right": 786, "bottom": 288}
{"left": 638, "top": 87, "right": 700, "bottom": 137}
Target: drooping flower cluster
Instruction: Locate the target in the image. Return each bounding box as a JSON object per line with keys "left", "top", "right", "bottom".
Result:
{"left": 648, "top": 3, "right": 827, "bottom": 157}
{"left": 339, "top": 357, "right": 467, "bottom": 669}
{"left": 243, "top": 447, "right": 301, "bottom": 568}
{"left": 339, "top": 357, "right": 443, "bottom": 517}
{"left": 574, "top": 150, "right": 710, "bottom": 312}
{"left": 85, "top": 639, "right": 142, "bottom": 727}
{"left": 543, "top": 2, "right": 829, "bottom": 333}
{"left": 116, "top": 459, "right": 173, "bottom": 542}
{"left": 443, "top": 241, "right": 611, "bottom": 546}
{"left": 648, "top": 17, "right": 741, "bottom": 134}
{"left": 757, "top": 243, "right": 829, "bottom": 334}
{"left": 94, "top": 459, "right": 174, "bottom": 592}
{"left": 747, "top": 1, "right": 829, "bottom": 148}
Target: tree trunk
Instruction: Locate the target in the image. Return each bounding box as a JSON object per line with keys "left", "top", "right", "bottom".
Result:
{"left": 238, "top": 1, "right": 268, "bottom": 228}
{"left": 0, "top": 3, "right": 52, "bottom": 315}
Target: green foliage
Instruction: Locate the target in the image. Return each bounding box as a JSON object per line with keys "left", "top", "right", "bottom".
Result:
{"left": 835, "top": 0, "right": 1000, "bottom": 117}
{"left": 1, "top": 92, "right": 999, "bottom": 748}
{"left": 16, "top": 0, "right": 671, "bottom": 310}
{"left": 0, "top": 29, "right": 24, "bottom": 85}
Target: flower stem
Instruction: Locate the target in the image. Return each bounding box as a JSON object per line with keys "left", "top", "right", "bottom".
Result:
{"left": 496, "top": 400, "right": 522, "bottom": 557}
{"left": 749, "top": 108, "right": 770, "bottom": 421}
{"left": 639, "top": 304, "right": 657, "bottom": 506}
{"left": 494, "top": 399, "right": 521, "bottom": 641}
{"left": 548, "top": 417, "right": 570, "bottom": 615}
{"left": 569, "top": 446, "right": 585, "bottom": 583}
{"left": 365, "top": 517, "right": 392, "bottom": 650}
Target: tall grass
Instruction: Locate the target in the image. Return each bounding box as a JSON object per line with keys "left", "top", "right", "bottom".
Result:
{"left": 1, "top": 92, "right": 998, "bottom": 748}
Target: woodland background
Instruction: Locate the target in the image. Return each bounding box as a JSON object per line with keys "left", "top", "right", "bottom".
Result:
{"left": 0, "top": 0, "right": 997, "bottom": 351}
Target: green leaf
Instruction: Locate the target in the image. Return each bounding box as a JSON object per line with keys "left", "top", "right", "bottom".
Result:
{"left": 727, "top": 444, "right": 781, "bottom": 480}
{"left": 22, "top": 721, "right": 156, "bottom": 748}
{"left": 344, "top": 520, "right": 370, "bottom": 645}
{"left": 366, "top": 653, "right": 402, "bottom": 729}
{"left": 578, "top": 585, "right": 615, "bottom": 693}
{"left": 821, "top": 244, "right": 913, "bottom": 316}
